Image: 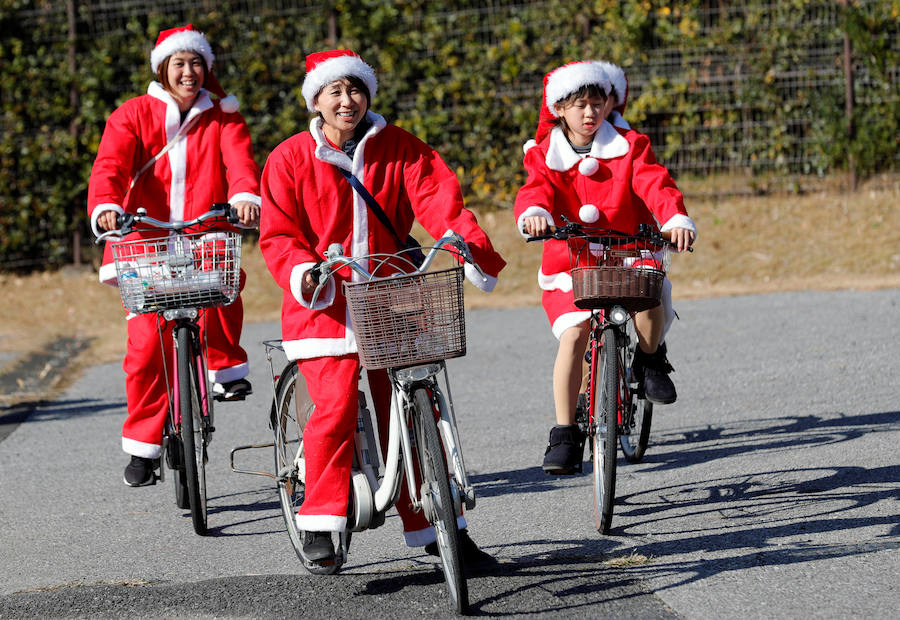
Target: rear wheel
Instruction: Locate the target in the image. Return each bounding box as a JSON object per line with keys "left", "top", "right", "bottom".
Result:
{"left": 272, "top": 362, "right": 339, "bottom": 575}
{"left": 413, "top": 388, "right": 468, "bottom": 614}
{"left": 177, "top": 325, "right": 207, "bottom": 536}
{"left": 620, "top": 397, "right": 652, "bottom": 463}
{"left": 592, "top": 326, "right": 619, "bottom": 534}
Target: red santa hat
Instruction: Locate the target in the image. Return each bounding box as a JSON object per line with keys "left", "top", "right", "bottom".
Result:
{"left": 150, "top": 24, "right": 239, "bottom": 113}
{"left": 301, "top": 49, "right": 378, "bottom": 113}
{"left": 532, "top": 61, "right": 612, "bottom": 145}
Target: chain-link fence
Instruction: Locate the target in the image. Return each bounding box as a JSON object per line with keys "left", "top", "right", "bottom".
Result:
{"left": 3, "top": 0, "right": 898, "bottom": 270}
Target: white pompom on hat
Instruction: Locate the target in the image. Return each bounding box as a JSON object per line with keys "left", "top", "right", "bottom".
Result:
{"left": 150, "top": 24, "right": 239, "bottom": 113}
{"left": 301, "top": 49, "right": 378, "bottom": 113}
{"left": 593, "top": 60, "right": 628, "bottom": 115}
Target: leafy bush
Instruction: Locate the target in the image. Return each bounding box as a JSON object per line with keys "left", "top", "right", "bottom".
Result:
{"left": 1, "top": 0, "right": 897, "bottom": 270}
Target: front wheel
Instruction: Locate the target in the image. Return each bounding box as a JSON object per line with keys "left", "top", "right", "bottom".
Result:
{"left": 413, "top": 388, "right": 469, "bottom": 614}
{"left": 592, "top": 326, "right": 620, "bottom": 534}
{"left": 176, "top": 325, "right": 207, "bottom": 536}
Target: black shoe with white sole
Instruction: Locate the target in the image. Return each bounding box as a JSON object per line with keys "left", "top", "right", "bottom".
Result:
{"left": 123, "top": 455, "right": 158, "bottom": 487}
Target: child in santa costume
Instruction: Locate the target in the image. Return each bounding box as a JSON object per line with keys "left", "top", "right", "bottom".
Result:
{"left": 87, "top": 24, "right": 261, "bottom": 487}
{"left": 259, "top": 49, "right": 506, "bottom": 569}
{"left": 514, "top": 60, "right": 696, "bottom": 475}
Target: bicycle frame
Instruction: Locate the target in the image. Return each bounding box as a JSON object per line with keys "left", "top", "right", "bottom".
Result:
{"left": 365, "top": 362, "right": 473, "bottom": 521}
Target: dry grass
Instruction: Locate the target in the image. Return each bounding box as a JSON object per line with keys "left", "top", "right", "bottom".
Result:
{"left": 1, "top": 175, "right": 898, "bottom": 373}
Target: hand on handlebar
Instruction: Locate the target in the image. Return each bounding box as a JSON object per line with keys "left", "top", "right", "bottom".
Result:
{"left": 231, "top": 201, "right": 260, "bottom": 228}
{"left": 96, "top": 210, "right": 120, "bottom": 232}
{"left": 661, "top": 227, "right": 695, "bottom": 253}
{"left": 523, "top": 215, "right": 550, "bottom": 238}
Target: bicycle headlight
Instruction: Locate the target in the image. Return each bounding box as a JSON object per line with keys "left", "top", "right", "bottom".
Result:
{"left": 609, "top": 306, "right": 629, "bottom": 325}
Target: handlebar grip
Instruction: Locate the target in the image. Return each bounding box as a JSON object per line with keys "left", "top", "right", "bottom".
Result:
{"left": 309, "top": 261, "right": 323, "bottom": 284}
{"left": 116, "top": 212, "right": 134, "bottom": 230}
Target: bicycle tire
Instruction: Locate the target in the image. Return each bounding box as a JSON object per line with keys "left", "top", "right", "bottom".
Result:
{"left": 176, "top": 325, "right": 207, "bottom": 536}
{"left": 620, "top": 325, "right": 652, "bottom": 463}
{"left": 413, "top": 388, "right": 469, "bottom": 614}
{"left": 272, "top": 362, "right": 340, "bottom": 574}
{"left": 592, "top": 325, "right": 619, "bottom": 534}
{"left": 620, "top": 397, "right": 653, "bottom": 463}
{"left": 165, "top": 421, "right": 189, "bottom": 509}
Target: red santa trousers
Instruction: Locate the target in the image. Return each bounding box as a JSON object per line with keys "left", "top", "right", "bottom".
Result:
{"left": 121, "top": 270, "right": 248, "bottom": 458}
{"left": 295, "top": 354, "right": 464, "bottom": 545}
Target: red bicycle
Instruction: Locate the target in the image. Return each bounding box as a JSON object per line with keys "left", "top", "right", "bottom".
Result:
{"left": 531, "top": 221, "right": 674, "bottom": 533}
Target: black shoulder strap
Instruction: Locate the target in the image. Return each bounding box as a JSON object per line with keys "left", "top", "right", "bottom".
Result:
{"left": 338, "top": 167, "right": 405, "bottom": 248}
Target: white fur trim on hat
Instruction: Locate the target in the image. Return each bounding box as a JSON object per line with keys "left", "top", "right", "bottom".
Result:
{"left": 593, "top": 61, "right": 626, "bottom": 105}
{"left": 579, "top": 204, "right": 600, "bottom": 223}
{"left": 151, "top": 30, "right": 214, "bottom": 73}
{"left": 578, "top": 157, "right": 599, "bottom": 176}
{"left": 545, "top": 62, "right": 611, "bottom": 117}
{"left": 302, "top": 56, "right": 378, "bottom": 113}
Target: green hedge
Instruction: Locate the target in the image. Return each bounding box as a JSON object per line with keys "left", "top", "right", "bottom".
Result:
{"left": 1, "top": 0, "right": 897, "bottom": 270}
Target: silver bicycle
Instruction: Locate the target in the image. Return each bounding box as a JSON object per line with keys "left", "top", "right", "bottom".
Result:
{"left": 232, "top": 232, "right": 484, "bottom": 614}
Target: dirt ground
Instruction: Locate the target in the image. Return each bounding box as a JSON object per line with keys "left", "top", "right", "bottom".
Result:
{"left": 1, "top": 174, "right": 897, "bottom": 388}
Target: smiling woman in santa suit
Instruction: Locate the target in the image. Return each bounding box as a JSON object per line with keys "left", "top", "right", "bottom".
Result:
{"left": 259, "top": 49, "right": 507, "bottom": 569}
{"left": 87, "top": 24, "right": 261, "bottom": 488}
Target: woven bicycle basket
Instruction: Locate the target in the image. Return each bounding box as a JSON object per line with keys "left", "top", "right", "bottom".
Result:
{"left": 571, "top": 265, "right": 664, "bottom": 312}
{"left": 343, "top": 267, "right": 466, "bottom": 370}
{"left": 112, "top": 231, "right": 242, "bottom": 314}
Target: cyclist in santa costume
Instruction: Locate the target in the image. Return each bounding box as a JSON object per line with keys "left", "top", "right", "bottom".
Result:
{"left": 260, "top": 49, "right": 505, "bottom": 569}
{"left": 87, "top": 24, "right": 261, "bottom": 487}
{"left": 514, "top": 60, "right": 696, "bottom": 475}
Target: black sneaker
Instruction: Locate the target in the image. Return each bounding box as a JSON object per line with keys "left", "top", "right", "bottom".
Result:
{"left": 302, "top": 531, "right": 336, "bottom": 565}
{"left": 541, "top": 424, "right": 585, "bottom": 474}
{"left": 425, "top": 528, "right": 497, "bottom": 570}
{"left": 123, "top": 455, "right": 157, "bottom": 487}
{"left": 213, "top": 378, "right": 252, "bottom": 402}
{"left": 633, "top": 343, "right": 677, "bottom": 404}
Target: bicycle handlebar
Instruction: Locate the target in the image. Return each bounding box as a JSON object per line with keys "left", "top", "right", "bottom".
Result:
{"left": 94, "top": 204, "right": 239, "bottom": 243}
{"left": 526, "top": 218, "right": 691, "bottom": 251}
{"left": 309, "top": 231, "right": 486, "bottom": 307}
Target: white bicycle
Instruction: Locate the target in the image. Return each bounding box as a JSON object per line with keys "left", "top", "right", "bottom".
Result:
{"left": 232, "top": 232, "right": 484, "bottom": 614}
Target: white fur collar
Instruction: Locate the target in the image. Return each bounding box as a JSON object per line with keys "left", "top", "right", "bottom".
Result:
{"left": 148, "top": 81, "right": 213, "bottom": 116}
{"left": 310, "top": 111, "right": 387, "bottom": 173}
{"left": 544, "top": 121, "right": 630, "bottom": 172}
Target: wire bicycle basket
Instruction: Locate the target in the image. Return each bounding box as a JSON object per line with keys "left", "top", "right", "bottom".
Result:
{"left": 112, "top": 231, "right": 242, "bottom": 314}
{"left": 344, "top": 267, "right": 466, "bottom": 370}
{"left": 567, "top": 235, "right": 670, "bottom": 312}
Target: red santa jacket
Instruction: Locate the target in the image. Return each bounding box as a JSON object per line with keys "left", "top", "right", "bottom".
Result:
{"left": 259, "top": 112, "right": 506, "bottom": 361}
{"left": 514, "top": 122, "right": 695, "bottom": 293}
{"left": 87, "top": 82, "right": 261, "bottom": 284}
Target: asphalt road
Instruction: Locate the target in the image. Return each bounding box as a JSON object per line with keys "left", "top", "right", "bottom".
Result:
{"left": 1, "top": 289, "right": 898, "bottom": 618}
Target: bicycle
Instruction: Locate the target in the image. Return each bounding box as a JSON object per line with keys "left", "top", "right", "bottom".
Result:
{"left": 96, "top": 205, "right": 242, "bottom": 535}
{"left": 529, "top": 220, "right": 677, "bottom": 534}
{"left": 231, "top": 232, "right": 484, "bottom": 614}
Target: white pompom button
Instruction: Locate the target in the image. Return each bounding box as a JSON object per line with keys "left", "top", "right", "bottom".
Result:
{"left": 578, "top": 157, "right": 599, "bottom": 176}
{"left": 579, "top": 204, "right": 600, "bottom": 223}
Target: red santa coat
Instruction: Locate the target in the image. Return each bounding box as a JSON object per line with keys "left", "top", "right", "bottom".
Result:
{"left": 86, "top": 82, "right": 261, "bottom": 458}
{"left": 514, "top": 122, "right": 696, "bottom": 338}
{"left": 260, "top": 112, "right": 506, "bottom": 362}
{"left": 259, "top": 112, "right": 505, "bottom": 536}
{"left": 88, "top": 81, "right": 261, "bottom": 285}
